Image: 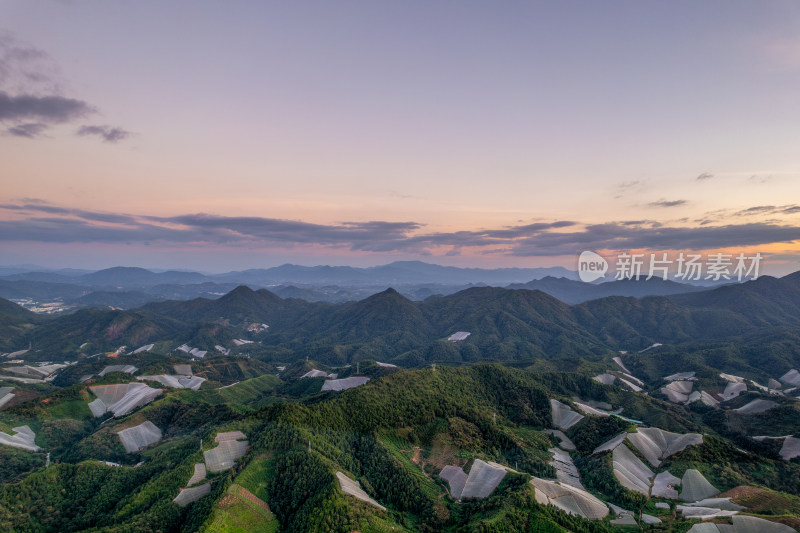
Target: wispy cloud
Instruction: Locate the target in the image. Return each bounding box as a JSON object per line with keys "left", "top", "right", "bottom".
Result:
{"left": 76, "top": 124, "right": 131, "bottom": 143}
{"left": 1, "top": 201, "right": 799, "bottom": 258}
{"left": 5, "top": 122, "right": 48, "bottom": 138}
{"left": 696, "top": 172, "right": 714, "bottom": 181}
{"left": 0, "top": 91, "right": 93, "bottom": 123}
{"left": 613, "top": 180, "right": 644, "bottom": 199}
{"left": 0, "top": 33, "right": 128, "bottom": 142}
{"left": 0, "top": 33, "right": 62, "bottom": 95}
{"left": 732, "top": 204, "right": 800, "bottom": 217}
{"left": 647, "top": 199, "right": 688, "bottom": 208}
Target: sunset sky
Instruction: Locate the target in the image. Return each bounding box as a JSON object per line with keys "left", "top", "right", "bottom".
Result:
{"left": 2, "top": 1, "right": 799, "bottom": 274}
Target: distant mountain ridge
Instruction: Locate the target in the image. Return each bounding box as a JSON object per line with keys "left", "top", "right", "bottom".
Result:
{"left": 5, "top": 270, "right": 800, "bottom": 372}
{"left": 509, "top": 275, "right": 707, "bottom": 304}
{"left": 0, "top": 261, "right": 733, "bottom": 312}
{"left": 0, "top": 261, "right": 577, "bottom": 288}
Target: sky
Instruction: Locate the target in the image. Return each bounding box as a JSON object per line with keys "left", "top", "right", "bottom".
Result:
{"left": 1, "top": 1, "right": 800, "bottom": 275}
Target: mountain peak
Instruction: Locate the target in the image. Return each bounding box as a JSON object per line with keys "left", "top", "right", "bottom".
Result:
{"left": 220, "top": 285, "right": 256, "bottom": 299}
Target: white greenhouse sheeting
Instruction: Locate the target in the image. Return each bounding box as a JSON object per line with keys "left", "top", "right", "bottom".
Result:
{"left": 98, "top": 365, "right": 138, "bottom": 377}
{"left": 174, "top": 364, "right": 193, "bottom": 376}
{"left": 573, "top": 401, "right": 620, "bottom": 417}
{"left": 544, "top": 429, "right": 576, "bottom": 451}
{"left": 720, "top": 373, "right": 745, "bottom": 384}
{"left": 666, "top": 380, "right": 694, "bottom": 394}
{"left": 138, "top": 374, "right": 205, "bottom": 390}
{"left": 662, "top": 387, "right": 689, "bottom": 403}
{"left": 215, "top": 345, "right": 230, "bottom": 355}
{"left": 530, "top": 477, "right": 609, "bottom": 520}
{"left": 678, "top": 505, "right": 737, "bottom": 520}
{"left": 204, "top": 437, "right": 248, "bottom": 473}
{"left": 608, "top": 503, "right": 639, "bottom": 526}
{"left": 638, "top": 343, "right": 663, "bottom": 353}
{"left": 187, "top": 463, "right": 207, "bottom": 487}
{"left": 301, "top": 369, "right": 332, "bottom": 379}
{"left": 619, "top": 377, "right": 643, "bottom": 392}
{"left": 321, "top": 377, "right": 370, "bottom": 391}
{"left": 735, "top": 399, "right": 778, "bottom": 415}
{"left": 719, "top": 382, "right": 747, "bottom": 401}
{"left": 440, "top": 465, "right": 468, "bottom": 499}
{"left": 687, "top": 515, "right": 797, "bottom": 533}
{"left": 665, "top": 372, "right": 696, "bottom": 381}
{"left": 441, "top": 460, "right": 510, "bottom": 500}
{"left": 132, "top": 344, "right": 154, "bottom": 354}
{"left": 612, "top": 356, "right": 632, "bottom": 374}
{"left": 550, "top": 399, "right": 584, "bottom": 431}
{"left": 753, "top": 435, "right": 800, "bottom": 460}
{"left": 0, "top": 374, "right": 49, "bottom": 383}
{"left": 215, "top": 431, "right": 247, "bottom": 442}
{"left": 779, "top": 369, "right": 800, "bottom": 387}
{"left": 88, "top": 383, "right": 163, "bottom": 418}
{"left": 177, "top": 345, "right": 207, "bottom": 358}
{"left": 582, "top": 399, "right": 614, "bottom": 410}
{"left": 612, "top": 444, "right": 653, "bottom": 495}
{"left": 684, "top": 498, "right": 744, "bottom": 511}
{"left": 651, "top": 470, "right": 681, "bottom": 499}
{"left": 681, "top": 469, "right": 720, "bottom": 502}
{"left": 594, "top": 427, "right": 702, "bottom": 471}
{"left": 460, "top": 459, "right": 509, "bottom": 499}
{"left": 593, "top": 433, "right": 627, "bottom": 454}
{"left": 117, "top": 421, "right": 162, "bottom": 453}
{"left": 549, "top": 448, "right": 583, "bottom": 489}
{"left": 0, "top": 386, "right": 14, "bottom": 408}
{"left": 780, "top": 437, "right": 800, "bottom": 460}
{"left": 640, "top": 513, "right": 662, "bottom": 524}
{"left": 697, "top": 391, "right": 720, "bottom": 407}
{"left": 448, "top": 331, "right": 471, "bottom": 341}
{"left": 173, "top": 483, "right": 211, "bottom": 506}
{"left": 105, "top": 385, "right": 162, "bottom": 417}
{"left": 626, "top": 427, "right": 703, "bottom": 467}
{"left": 0, "top": 425, "right": 39, "bottom": 451}
{"left": 593, "top": 373, "right": 616, "bottom": 385}
{"left": 336, "top": 471, "right": 386, "bottom": 510}
{"left": 621, "top": 373, "right": 644, "bottom": 386}
{"left": 2, "top": 366, "right": 49, "bottom": 379}
{"left": 232, "top": 339, "right": 253, "bottom": 346}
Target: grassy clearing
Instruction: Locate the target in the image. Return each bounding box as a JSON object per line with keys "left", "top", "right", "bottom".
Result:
{"left": 722, "top": 485, "right": 800, "bottom": 516}
{"left": 217, "top": 374, "right": 281, "bottom": 403}
{"left": 354, "top": 515, "right": 413, "bottom": 533}
{"left": 235, "top": 454, "right": 274, "bottom": 502}
{"left": 181, "top": 374, "right": 282, "bottom": 408}
{"left": 44, "top": 398, "right": 92, "bottom": 419}
{"left": 202, "top": 483, "right": 278, "bottom": 533}
{"left": 379, "top": 430, "right": 447, "bottom": 501}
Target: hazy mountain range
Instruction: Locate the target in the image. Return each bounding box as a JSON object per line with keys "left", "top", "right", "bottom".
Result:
{"left": 0, "top": 261, "right": 727, "bottom": 310}
{"left": 2, "top": 268, "right": 800, "bottom": 532}
{"left": 3, "top": 270, "right": 799, "bottom": 372}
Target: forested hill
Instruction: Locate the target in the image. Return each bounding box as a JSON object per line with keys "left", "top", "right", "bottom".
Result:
{"left": 1, "top": 362, "right": 799, "bottom": 532}
{"left": 5, "top": 272, "right": 800, "bottom": 373}
{"left": 2, "top": 273, "right": 800, "bottom": 531}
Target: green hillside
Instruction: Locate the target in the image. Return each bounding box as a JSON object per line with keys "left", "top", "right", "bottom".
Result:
{"left": 1, "top": 363, "right": 797, "bottom": 531}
